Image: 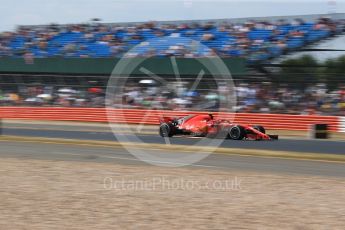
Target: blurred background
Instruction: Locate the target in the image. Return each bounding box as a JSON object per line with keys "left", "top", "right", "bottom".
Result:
{"left": 0, "top": 0, "right": 344, "bottom": 116}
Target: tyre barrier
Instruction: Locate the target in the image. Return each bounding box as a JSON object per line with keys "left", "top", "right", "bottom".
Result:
{"left": 0, "top": 107, "right": 342, "bottom": 132}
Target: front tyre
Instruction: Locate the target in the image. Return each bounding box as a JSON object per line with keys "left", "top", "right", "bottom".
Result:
{"left": 159, "top": 123, "right": 174, "bottom": 137}
{"left": 229, "top": 125, "right": 246, "bottom": 140}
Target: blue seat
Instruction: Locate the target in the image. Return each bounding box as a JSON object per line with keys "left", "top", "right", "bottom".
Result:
{"left": 2, "top": 19, "right": 334, "bottom": 60}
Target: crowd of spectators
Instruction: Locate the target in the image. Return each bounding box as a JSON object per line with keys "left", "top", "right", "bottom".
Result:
{"left": 0, "top": 86, "right": 105, "bottom": 107}
{"left": 0, "top": 17, "right": 344, "bottom": 62}
{"left": 1, "top": 82, "right": 345, "bottom": 116}
{"left": 1, "top": 17, "right": 344, "bottom": 115}
{"left": 234, "top": 82, "right": 345, "bottom": 115}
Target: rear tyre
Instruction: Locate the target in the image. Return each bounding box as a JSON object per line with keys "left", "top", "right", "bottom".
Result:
{"left": 253, "top": 125, "right": 265, "bottom": 134}
{"left": 159, "top": 123, "right": 174, "bottom": 137}
{"left": 229, "top": 125, "right": 245, "bottom": 140}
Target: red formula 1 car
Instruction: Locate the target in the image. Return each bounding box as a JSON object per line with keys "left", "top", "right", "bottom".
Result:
{"left": 159, "top": 114, "right": 278, "bottom": 140}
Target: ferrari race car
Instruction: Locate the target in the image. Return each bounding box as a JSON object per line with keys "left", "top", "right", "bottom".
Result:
{"left": 159, "top": 114, "right": 278, "bottom": 140}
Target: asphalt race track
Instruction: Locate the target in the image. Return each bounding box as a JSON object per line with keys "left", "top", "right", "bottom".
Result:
{"left": 1, "top": 125, "right": 345, "bottom": 155}
{"left": 1, "top": 122, "right": 345, "bottom": 177}
{"left": 1, "top": 140, "right": 345, "bottom": 177}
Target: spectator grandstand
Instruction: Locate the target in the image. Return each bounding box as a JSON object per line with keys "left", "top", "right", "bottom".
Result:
{"left": 0, "top": 16, "right": 344, "bottom": 62}
{"left": 0, "top": 15, "right": 345, "bottom": 116}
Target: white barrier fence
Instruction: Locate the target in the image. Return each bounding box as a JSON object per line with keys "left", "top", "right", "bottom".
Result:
{"left": 339, "top": 117, "right": 345, "bottom": 133}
